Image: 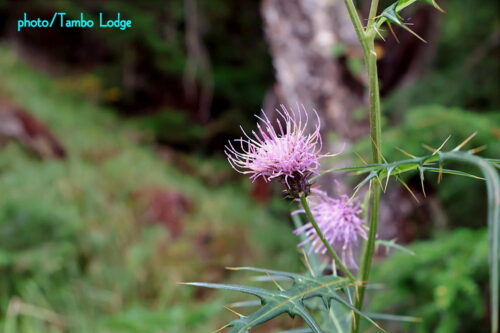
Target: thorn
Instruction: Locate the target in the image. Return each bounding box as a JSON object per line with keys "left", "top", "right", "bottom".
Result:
{"left": 374, "top": 172, "right": 385, "bottom": 193}
{"left": 469, "top": 145, "right": 487, "bottom": 154}
{"left": 388, "top": 23, "right": 400, "bottom": 43}
{"left": 422, "top": 143, "right": 436, "bottom": 153}
{"left": 355, "top": 151, "right": 368, "bottom": 165}
{"left": 438, "top": 164, "right": 443, "bottom": 184}
{"left": 418, "top": 166, "right": 427, "bottom": 198}
{"left": 402, "top": 24, "right": 427, "bottom": 43}
{"left": 374, "top": 26, "right": 386, "bottom": 41}
{"left": 267, "top": 272, "right": 285, "bottom": 291}
{"left": 211, "top": 325, "right": 228, "bottom": 333}
{"left": 301, "top": 249, "right": 316, "bottom": 277}
{"left": 395, "top": 146, "right": 417, "bottom": 158}
{"left": 453, "top": 132, "right": 477, "bottom": 151}
{"left": 432, "top": 0, "right": 446, "bottom": 13}
{"left": 433, "top": 135, "right": 451, "bottom": 155}
{"left": 367, "top": 175, "right": 373, "bottom": 195}
{"left": 397, "top": 176, "right": 420, "bottom": 203}
{"left": 369, "top": 136, "right": 388, "bottom": 163}
{"left": 224, "top": 306, "right": 244, "bottom": 318}
{"left": 384, "top": 167, "right": 393, "bottom": 192}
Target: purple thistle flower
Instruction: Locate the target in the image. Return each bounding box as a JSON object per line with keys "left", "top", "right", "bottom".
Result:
{"left": 225, "top": 105, "right": 331, "bottom": 197}
{"left": 294, "top": 189, "right": 367, "bottom": 268}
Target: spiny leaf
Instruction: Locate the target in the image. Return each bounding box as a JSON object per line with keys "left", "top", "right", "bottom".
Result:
{"left": 376, "top": 0, "right": 443, "bottom": 40}
{"left": 422, "top": 167, "right": 485, "bottom": 180}
{"left": 279, "top": 328, "right": 313, "bottom": 333}
{"left": 366, "top": 312, "right": 422, "bottom": 323}
{"left": 229, "top": 300, "right": 261, "bottom": 308}
{"left": 185, "top": 274, "right": 383, "bottom": 333}
{"left": 226, "top": 266, "right": 304, "bottom": 282}
{"left": 252, "top": 275, "right": 292, "bottom": 283}
{"left": 378, "top": 2, "right": 426, "bottom": 43}
{"left": 181, "top": 282, "right": 273, "bottom": 300}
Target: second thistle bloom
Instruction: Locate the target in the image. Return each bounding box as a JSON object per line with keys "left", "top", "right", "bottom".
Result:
{"left": 294, "top": 189, "right": 367, "bottom": 268}
{"left": 225, "top": 105, "right": 326, "bottom": 197}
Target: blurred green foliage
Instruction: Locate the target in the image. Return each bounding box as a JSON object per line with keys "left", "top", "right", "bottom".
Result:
{"left": 369, "top": 228, "right": 489, "bottom": 333}
{"left": 133, "top": 108, "right": 205, "bottom": 145}
{"left": 384, "top": 0, "right": 499, "bottom": 112}
{"left": 0, "top": 48, "right": 299, "bottom": 332}
{"left": 2, "top": 0, "right": 273, "bottom": 147}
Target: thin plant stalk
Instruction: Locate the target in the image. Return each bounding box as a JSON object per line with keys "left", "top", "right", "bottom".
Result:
{"left": 339, "top": 0, "right": 383, "bottom": 331}
{"left": 352, "top": 38, "right": 383, "bottom": 333}
{"left": 299, "top": 194, "right": 356, "bottom": 281}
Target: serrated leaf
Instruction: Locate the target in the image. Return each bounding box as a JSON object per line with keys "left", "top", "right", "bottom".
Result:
{"left": 376, "top": 0, "right": 442, "bottom": 40}
{"left": 279, "top": 329, "right": 312, "bottom": 333}
{"left": 226, "top": 266, "right": 304, "bottom": 281}
{"left": 366, "top": 312, "right": 422, "bottom": 323}
{"left": 182, "top": 282, "right": 273, "bottom": 301}
{"left": 422, "top": 167, "right": 485, "bottom": 180}
{"left": 380, "top": 3, "right": 404, "bottom": 26}
{"left": 185, "top": 274, "right": 384, "bottom": 333}
{"left": 229, "top": 300, "right": 261, "bottom": 308}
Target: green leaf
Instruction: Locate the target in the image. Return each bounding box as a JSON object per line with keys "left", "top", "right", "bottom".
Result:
{"left": 279, "top": 329, "right": 312, "bottom": 333}
{"left": 185, "top": 273, "right": 383, "bottom": 333}
{"left": 437, "top": 152, "right": 500, "bottom": 333}
{"left": 226, "top": 266, "right": 304, "bottom": 281}
{"left": 366, "top": 313, "right": 422, "bottom": 323}
{"left": 182, "top": 282, "right": 273, "bottom": 301}
{"left": 376, "top": 0, "right": 443, "bottom": 41}
{"left": 422, "top": 167, "right": 485, "bottom": 180}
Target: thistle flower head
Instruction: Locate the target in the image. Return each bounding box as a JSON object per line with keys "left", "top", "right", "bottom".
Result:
{"left": 225, "top": 105, "right": 326, "bottom": 197}
{"left": 294, "top": 189, "right": 367, "bottom": 268}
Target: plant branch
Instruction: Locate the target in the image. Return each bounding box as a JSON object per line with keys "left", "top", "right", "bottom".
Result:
{"left": 348, "top": 3, "right": 383, "bottom": 332}
{"left": 299, "top": 194, "right": 356, "bottom": 281}
{"left": 368, "top": 0, "right": 380, "bottom": 22}
{"left": 342, "top": 0, "right": 369, "bottom": 55}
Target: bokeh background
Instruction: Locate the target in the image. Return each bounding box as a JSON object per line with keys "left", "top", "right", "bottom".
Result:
{"left": 0, "top": 0, "right": 498, "bottom": 332}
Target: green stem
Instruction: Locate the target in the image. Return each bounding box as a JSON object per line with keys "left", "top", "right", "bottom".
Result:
{"left": 345, "top": 3, "right": 383, "bottom": 332}
{"left": 342, "top": 0, "right": 369, "bottom": 55}
{"left": 351, "top": 38, "right": 382, "bottom": 333}
{"left": 299, "top": 194, "right": 356, "bottom": 281}
{"left": 439, "top": 152, "right": 499, "bottom": 333}
{"left": 368, "top": 0, "right": 380, "bottom": 22}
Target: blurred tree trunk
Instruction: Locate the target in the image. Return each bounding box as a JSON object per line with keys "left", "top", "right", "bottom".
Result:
{"left": 260, "top": 0, "right": 443, "bottom": 240}
{"left": 261, "top": 0, "right": 366, "bottom": 141}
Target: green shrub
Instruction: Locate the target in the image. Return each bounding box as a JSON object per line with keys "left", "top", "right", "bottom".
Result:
{"left": 369, "top": 228, "right": 489, "bottom": 333}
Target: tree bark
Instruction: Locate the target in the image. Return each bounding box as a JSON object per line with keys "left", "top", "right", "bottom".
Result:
{"left": 261, "top": 0, "right": 366, "bottom": 141}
